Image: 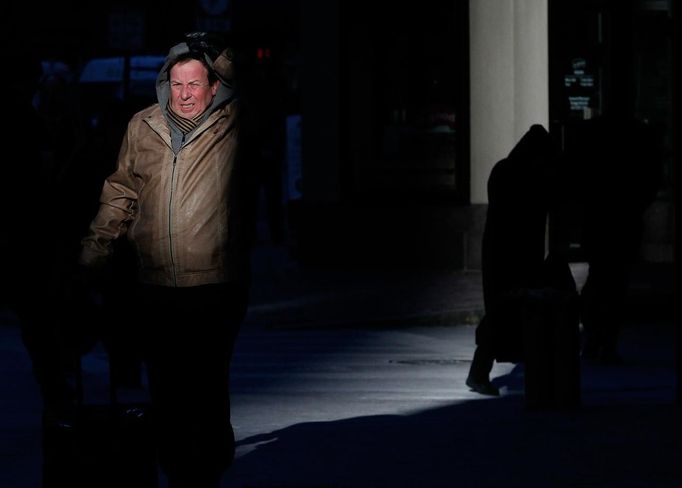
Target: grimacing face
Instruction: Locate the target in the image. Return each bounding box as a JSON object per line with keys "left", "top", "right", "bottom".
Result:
{"left": 169, "top": 59, "right": 219, "bottom": 119}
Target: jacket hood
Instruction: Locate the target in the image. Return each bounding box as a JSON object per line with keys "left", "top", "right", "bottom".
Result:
{"left": 155, "top": 39, "right": 235, "bottom": 117}
{"left": 507, "top": 124, "right": 554, "bottom": 168}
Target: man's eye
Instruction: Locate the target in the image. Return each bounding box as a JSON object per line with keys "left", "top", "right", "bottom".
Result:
{"left": 171, "top": 82, "right": 206, "bottom": 91}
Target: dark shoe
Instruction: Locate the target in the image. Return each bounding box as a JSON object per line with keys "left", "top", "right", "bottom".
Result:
{"left": 466, "top": 377, "right": 500, "bottom": 396}
{"left": 41, "top": 382, "right": 77, "bottom": 429}
{"left": 42, "top": 403, "right": 77, "bottom": 430}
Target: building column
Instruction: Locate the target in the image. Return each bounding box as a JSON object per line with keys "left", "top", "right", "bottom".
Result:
{"left": 469, "top": 0, "right": 549, "bottom": 204}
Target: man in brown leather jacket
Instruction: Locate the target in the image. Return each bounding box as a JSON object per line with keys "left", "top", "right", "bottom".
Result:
{"left": 80, "top": 32, "right": 255, "bottom": 488}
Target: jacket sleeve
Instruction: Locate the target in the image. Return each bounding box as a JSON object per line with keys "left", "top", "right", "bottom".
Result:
{"left": 79, "top": 127, "right": 138, "bottom": 268}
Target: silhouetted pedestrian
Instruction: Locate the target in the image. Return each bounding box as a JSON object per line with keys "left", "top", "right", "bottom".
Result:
{"left": 61, "top": 89, "right": 144, "bottom": 393}
{"left": 466, "top": 124, "right": 557, "bottom": 395}
{"left": 570, "top": 116, "right": 661, "bottom": 364}
{"left": 1, "top": 52, "right": 82, "bottom": 424}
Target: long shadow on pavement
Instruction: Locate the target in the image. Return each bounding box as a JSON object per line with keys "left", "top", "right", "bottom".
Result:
{"left": 224, "top": 395, "right": 682, "bottom": 488}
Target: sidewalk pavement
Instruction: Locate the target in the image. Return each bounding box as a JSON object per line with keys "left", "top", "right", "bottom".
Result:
{"left": 245, "top": 243, "right": 488, "bottom": 328}
{"left": 0, "top": 242, "right": 679, "bottom": 487}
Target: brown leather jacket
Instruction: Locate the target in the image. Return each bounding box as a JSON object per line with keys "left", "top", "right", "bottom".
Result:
{"left": 80, "top": 93, "right": 251, "bottom": 287}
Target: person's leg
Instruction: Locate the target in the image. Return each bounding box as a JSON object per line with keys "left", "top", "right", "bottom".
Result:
{"left": 15, "top": 296, "right": 76, "bottom": 421}
{"left": 101, "top": 299, "right": 144, "bottom": 393}
{"left": 466, "top": 345, "right": 499, "bottom": 395}
{"left": 140, "top": 283, "right": 247, "bottom": 487}
{"left": 580, "top": 264, "right": 626, "bottom": 364}
{"left": 466, "top": 315, "right": 499, "bottom": 396}
{"left": 579, "top": 270, "right": 604, "bottom": 359}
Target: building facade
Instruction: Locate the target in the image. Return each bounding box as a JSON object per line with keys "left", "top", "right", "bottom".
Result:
{"left": 12, "top": 0, "right": 677, "bottom": 271}
{"left": 297, "top": 0, "right": 677, "bottom": 271}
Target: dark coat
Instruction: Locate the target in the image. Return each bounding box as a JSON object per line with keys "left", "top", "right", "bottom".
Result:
{"left": 476, "top": 124, "right": 563, "bottom": 362}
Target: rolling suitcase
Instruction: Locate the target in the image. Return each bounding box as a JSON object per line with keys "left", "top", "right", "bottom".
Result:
{"left": 523, "top": 287, "right": 581, "bottom": 410}
{"left": 522, "top": 254, "right": 582, "bottom": 410}
{"left": 41, "top": 351, "right": 158, "bottom": 488}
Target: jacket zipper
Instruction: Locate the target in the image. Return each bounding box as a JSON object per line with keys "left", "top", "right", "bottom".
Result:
{"left": 168, "top": 152, "right": 178, "bottom": 286}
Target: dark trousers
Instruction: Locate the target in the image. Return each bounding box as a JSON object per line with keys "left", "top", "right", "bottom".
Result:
{"left": 11, "top": 273, "right": 93, "bottom": 415}
{"left": 15, "top": 298, "right": 76, "bottom": 412}
{"left": 136, "top": 282, "right": 248, "bottom": 487}
{"left": 580, "top": 261, "right": 630, "bottom": 356}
